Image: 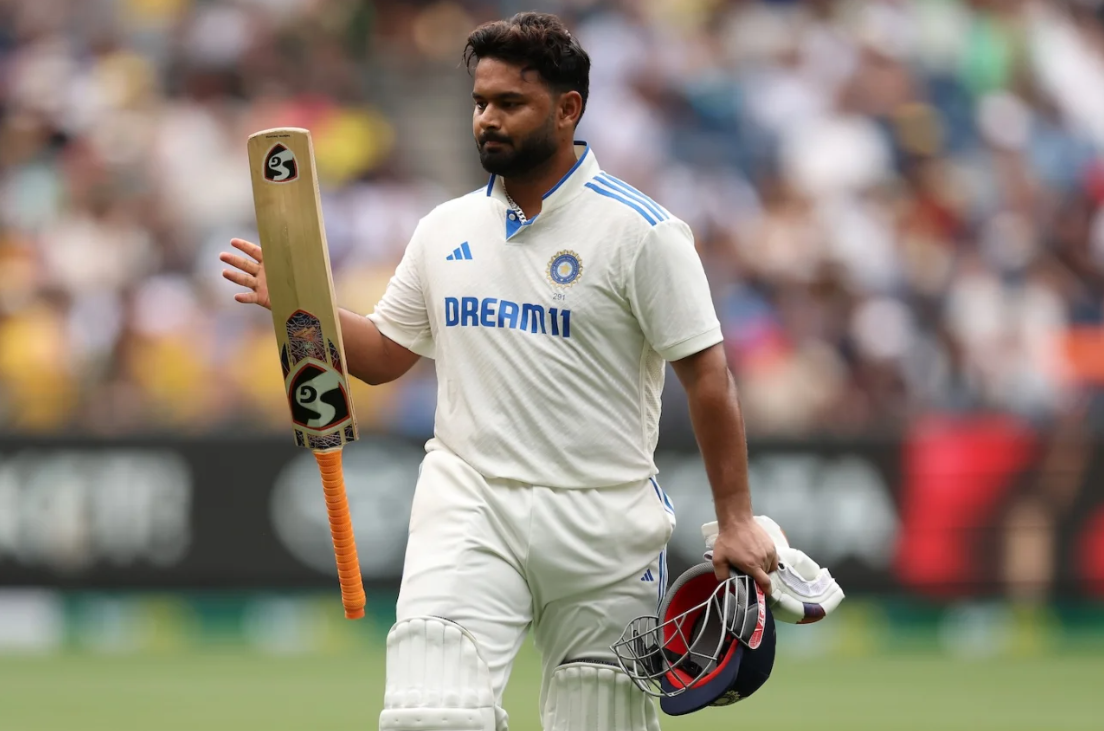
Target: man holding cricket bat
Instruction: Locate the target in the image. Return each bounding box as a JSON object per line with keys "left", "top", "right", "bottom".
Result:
{"left": 222, "top": 12, "right": 777, "bottom": 731}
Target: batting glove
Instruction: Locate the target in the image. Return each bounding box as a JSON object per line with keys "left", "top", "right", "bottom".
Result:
{"left": 702, "top": 516, "right": 845, "bottom": 624}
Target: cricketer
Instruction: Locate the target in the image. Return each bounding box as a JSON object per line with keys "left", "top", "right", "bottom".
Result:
{"left": 220, "top": 12, "right": 778, "bottom": 731}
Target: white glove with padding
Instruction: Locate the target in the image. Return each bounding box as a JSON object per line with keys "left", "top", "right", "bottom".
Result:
{"left": 702, "top": 516, "right": 845, "bottom": 624}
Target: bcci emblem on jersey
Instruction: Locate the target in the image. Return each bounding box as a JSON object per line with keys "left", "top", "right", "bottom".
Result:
{"left": 548, "top": 250, "right": 583, "bottom": 287}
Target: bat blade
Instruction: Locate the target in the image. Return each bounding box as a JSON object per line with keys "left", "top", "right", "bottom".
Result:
{"left": 246, "top": 127, "right": 358, "bottom": 449}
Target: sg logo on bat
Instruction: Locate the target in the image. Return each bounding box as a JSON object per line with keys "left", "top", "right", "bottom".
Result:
{"left": 263, "top": 143, "right": 298, "bottom": 183}
{"left": 286, "top": 361, "right": 351, "bottom": 431}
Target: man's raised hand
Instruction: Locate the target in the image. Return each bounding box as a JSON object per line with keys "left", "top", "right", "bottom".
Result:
{"left": 220, "top": 238, "right": 271, "bottom": 309}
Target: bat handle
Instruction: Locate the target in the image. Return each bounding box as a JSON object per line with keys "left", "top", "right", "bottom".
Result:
{"left": 313, "top": 449, "right": 366, "bottom": 620}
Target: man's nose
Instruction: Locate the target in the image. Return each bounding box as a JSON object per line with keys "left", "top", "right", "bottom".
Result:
{"left": 478, "top": 107, "right": 502, "bottom": 132}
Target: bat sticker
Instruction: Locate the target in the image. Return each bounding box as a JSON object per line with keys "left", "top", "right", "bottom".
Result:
{"left": 287, "top": 360, "right": 351, "bottom": 431}
{"left": 286, "top": 310, "right": 326, "bottom": 363}
{"left": 328, "top": 340, "right": 344, "bottom": 374}
{"left": 280, "top": 343, "right": 291, "bottom": 379}
{"left": 263, "top": 143, "right": 298, "bottom": 183}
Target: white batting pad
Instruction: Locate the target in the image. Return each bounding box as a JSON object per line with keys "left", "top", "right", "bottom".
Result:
{"left": 542, "top": 662, "right": 661, "bottom": 731}
{"left": 380, "top": 617, "right": 501, "bottom": 731}
{"left": 702, "top": 517, "right": 845, "bottom": 625}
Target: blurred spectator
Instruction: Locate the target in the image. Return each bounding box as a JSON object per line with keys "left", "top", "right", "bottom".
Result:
{"left": 1, "top": 0, "right": 1103, "bottom": 438}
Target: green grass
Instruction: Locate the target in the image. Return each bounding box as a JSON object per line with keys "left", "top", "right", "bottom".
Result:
{"left": 0, "top": 644, "right": 1100, "bottom": 731}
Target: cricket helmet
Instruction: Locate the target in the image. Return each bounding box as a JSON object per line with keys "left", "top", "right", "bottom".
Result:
{"left": 611, "top": 562, "right": 776, "bottom": 715}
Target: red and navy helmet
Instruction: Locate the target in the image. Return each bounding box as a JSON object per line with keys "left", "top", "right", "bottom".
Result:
{"left": 611, "top": 562, "right": 776, "bottom": 715}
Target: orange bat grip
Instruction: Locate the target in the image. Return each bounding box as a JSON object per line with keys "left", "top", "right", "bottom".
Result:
{"left": 313, "top": 449, "right": 366, "bottom": 620}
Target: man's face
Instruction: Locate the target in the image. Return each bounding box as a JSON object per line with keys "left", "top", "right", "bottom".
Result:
{"left": 472, "top": 58, "right": 560, "bottom": 178}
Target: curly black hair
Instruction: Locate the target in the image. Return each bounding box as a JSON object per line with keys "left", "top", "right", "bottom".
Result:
{"left": 463, "top": 12, "right": 590, "bottom": 124}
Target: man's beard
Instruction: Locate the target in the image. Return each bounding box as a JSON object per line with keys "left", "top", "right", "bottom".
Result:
{"left": 477, "top": 119, "right": 558, "bottom": 178}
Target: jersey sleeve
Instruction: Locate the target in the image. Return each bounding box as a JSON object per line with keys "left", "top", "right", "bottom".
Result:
{"left": 627, "top": 219, "right": 723, "bottom": 361}
{"left": 366, "top": 221, "right": 435, "bottom": 359}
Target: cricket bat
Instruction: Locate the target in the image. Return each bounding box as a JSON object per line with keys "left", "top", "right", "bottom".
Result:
{"left": 246, "top": 127, "right": 365, "bottom": 620}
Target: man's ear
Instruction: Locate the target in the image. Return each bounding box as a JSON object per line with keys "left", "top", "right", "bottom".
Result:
{"left": 559, "top": 90, "right": 584, "bottom": 129}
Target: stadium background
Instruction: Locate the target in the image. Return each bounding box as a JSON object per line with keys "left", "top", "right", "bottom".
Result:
{"left": 1, "top": 0, "right": 1103, "bottom": 729}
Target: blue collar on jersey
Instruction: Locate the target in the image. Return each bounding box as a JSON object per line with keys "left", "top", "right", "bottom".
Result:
{"left": 486, "top": 142, "right": 596, "bottom": 240}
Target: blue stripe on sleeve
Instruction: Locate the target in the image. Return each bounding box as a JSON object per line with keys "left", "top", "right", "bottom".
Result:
{"left": 595, "top": 174, "right": 668, "bottom": 221}
{"left": 584, "top": 182, "right": 657, "bottom": 225}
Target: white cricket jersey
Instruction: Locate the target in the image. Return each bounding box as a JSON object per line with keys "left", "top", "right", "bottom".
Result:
{"left": 367, "top": 143, "right": 722, "bottom": 488}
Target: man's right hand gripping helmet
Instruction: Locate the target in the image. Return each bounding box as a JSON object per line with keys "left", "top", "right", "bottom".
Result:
{"left": 611, "top": 514, "right": 845, "bottom": 715}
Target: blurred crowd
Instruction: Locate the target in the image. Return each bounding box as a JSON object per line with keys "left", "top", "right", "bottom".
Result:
{"left": 2, "top": 0, "right": 1104, "bottom": 438}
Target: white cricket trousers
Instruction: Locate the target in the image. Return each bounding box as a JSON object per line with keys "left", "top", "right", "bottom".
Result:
{"left": 395, "top": 445, "right": 676, "bottom": 722}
